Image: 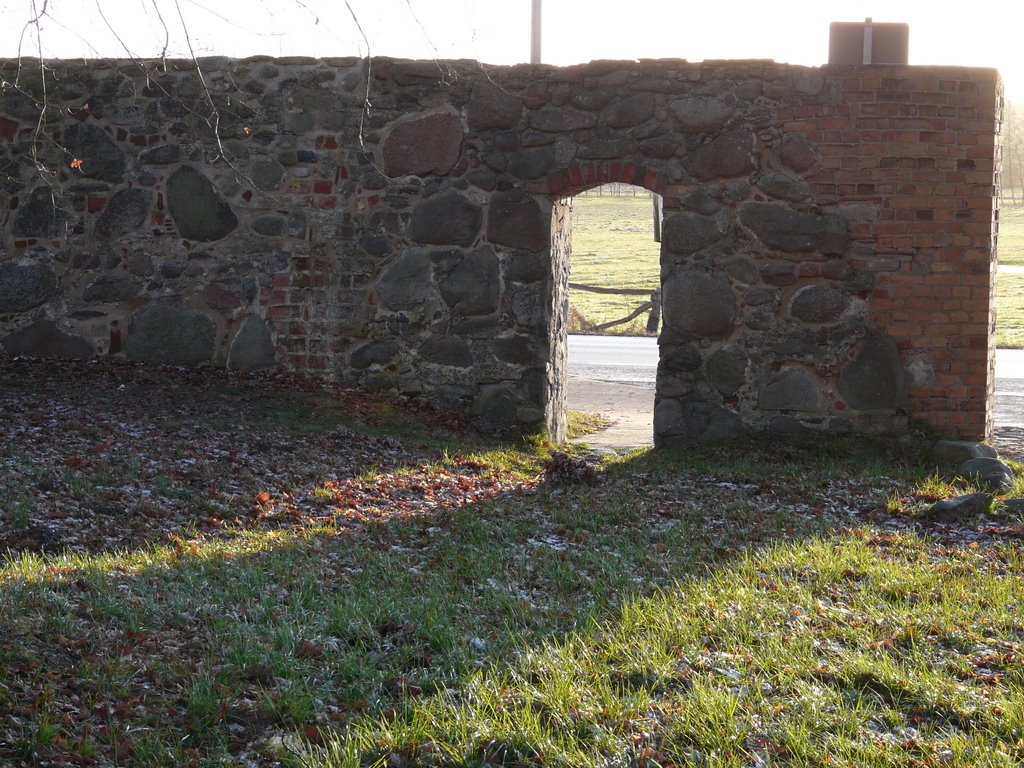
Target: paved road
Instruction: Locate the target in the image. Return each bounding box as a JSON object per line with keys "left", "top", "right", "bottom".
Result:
{"left": 567, "top": 336, "right": 1024, "bottom": 445}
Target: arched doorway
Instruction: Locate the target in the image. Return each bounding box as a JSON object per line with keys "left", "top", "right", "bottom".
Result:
{"left": 564, "top": 183, "right": 661, "bottom": 448}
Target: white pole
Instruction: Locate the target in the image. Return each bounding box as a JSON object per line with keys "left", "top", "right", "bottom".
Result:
{"left": 531, "top": 0, "right": 541, "bottom": 64}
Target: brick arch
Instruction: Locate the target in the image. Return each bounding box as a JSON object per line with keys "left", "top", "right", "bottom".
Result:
{"left": 530, "top": 161, "right": 674, "bottom": 199}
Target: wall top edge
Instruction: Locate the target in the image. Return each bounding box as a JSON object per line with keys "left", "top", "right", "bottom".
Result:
{"left": 0, "top": 55, "right": 1002, "bottom": 82}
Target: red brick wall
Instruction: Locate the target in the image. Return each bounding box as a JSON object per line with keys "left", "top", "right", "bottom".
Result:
{"left": 792, "top": 66, "right": 1002, "bottom": 439}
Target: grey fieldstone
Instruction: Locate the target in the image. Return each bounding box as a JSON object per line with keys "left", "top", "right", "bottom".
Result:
{"left": 1001, "top": 498, "right": 1024, "bottom": 514}
{"left": 707, "top": 347, "right": 749, "bottom": 397}
{"left": 779, "top": 135, "right": 820, "bottom": 173}
{"left": 681, "top": 188, "right": 722, "bottom": 215}
{"left": 227, "top": 316, "right": 276, "bottom": 371}
{"left": 691, "top": 130, "right": 755, "bottom": 179}
{"left": 202, "top": 284, "right": 241, "bottom": 310}
{"left": 740, "top": 203, "right": 848, "bottom": 255}
{"left": 125, "top": 301, "right": 216, "bottom": 366}
{"left": 166, "top": 166, "right": 239, "bottom": 242}
{"left": 571, "top": 90, "right": 614, "bottom": 112}
{"left": 493, "top": 335, "right": 534, "bottom": 364}
{"left": 789, "top": 285, "right": 851, "bottom": 323}
{"left": 0, "top": 261, "right": 57, "bottom": 312}
{"left": 662, "top": 211, "right": 724, "bottom": 256}
{"left": 510, "top": 289, "right": 543, "bottom": 326}
{"left": 924, "top": 492, "right": 989, "bottom": 522}
{"left": 2, "top": 320, "right": 94, "bottom": 358}
{"left": 71, "top": 251, "right": 100, "bottom": 270}
{"left": 438, "top": 247, "right": 499, "bottom": 316}
{"left": 0, "top": 157, "right": 20, "bottom": 193}
{"left": 287, "top": 211, "right": 307, "bottom": 239}
{"left": 756, "top": 172, "right": 811, "bottom": 202}
{"left": 505, "top": 252, "right": 548, "bottom": 283}
{"left": 351, "top": 341, "right": 400, "bottom": 369}
{"left": 724, "top": 257, "right": 760, "bottom": 285}
{"left": 746, "top": 287, "right": 777, "bottom": 306}
{"left": 95, "top": 188, "right": 153, "bottom": 240}
{"left": 250, "top": 159, "right": 284, "bottom": 191}
{"left": 139, "top": 144, "right": 181, "bottom": 164}
{"left": 407, "top": 192, "right": 481, "bottom": 247}
{"left": 466, "top": 82, "right": 523, "bottom": 131}
{"left": 487, "top": 191, "right": 547, "bottom": 251}
{"left": 383, "top": 113, "right": 464, "bottom": 177}
{"left": 957, "top": 458, "right": 1016, "bottom": 495}
{"left": 838, "top": 335, "right": 905, "bottom": 410}
{"left": 63, "top": 123, "right": 125, "bottom": 182}
{"left": 529, "top": 109, "right": 596, "bottom": 132}
{"left": 758, "top": 367, "right": 819, "bottom": 412}
{"left": 420, "top": 337, "right": 473, "bottom": 367}
{"left": 126, "top": 250, "right": 154, "bottom": 276}
{"left": 83, "top": 275, "right": 140, "bottom": 303}
{"left": 472, "top": 384, "right": 519, "bottom": 430}
{"left": 659, "top": 343, "right": 703, "bottom": 372}
{"left": 377, "top": 248, "right": 434, "bottom": 311}
{"left": 605, "top": 94, "right": 655, "bottom": 128}
{"left": 669, "top": 97, "right": 734, "bottom": 133}
{"left": 655, "top": 399, "right": 743, "bottom": 442}
{"left": 12, "top": 187, "right": 71, "bottom": 238}
{"left": 252, "top": 215, "right": 287, "bottom": 237}
{"left": 509, "top": 148, "right": 554, "bottom": 179}
{"left": 662, "top": 271, "right": 738, "bottom": 339}
{"left": 934, "top": 440, "right": 998, "bottom": 465}
{"left": 761, "top": 263, "right": 798, "bottom": 286}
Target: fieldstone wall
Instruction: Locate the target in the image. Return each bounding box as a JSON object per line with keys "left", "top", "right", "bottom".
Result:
{"left": 0, "top": 57, "right": 1001, "bottom": 442}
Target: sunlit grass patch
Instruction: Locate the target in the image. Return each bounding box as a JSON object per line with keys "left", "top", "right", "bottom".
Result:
{"left": 566, "top": 410, "right": 614, "bottom": 439}
{"left": 305, "top": 533, "right": 1024, "bottom": 767}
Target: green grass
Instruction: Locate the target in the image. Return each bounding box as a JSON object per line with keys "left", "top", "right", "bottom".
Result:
{"left": 306, "top": 533, "right": 1024, "bottom": 767}
{"left": 999, "top": 205, "right": 1024, "bottom": 268}
{"left": 6, "top": 373, "right": 1024, "bottom": 768}
{"left": 997, "top": 272, "right": 1024, "bottom": 348}
{"left": 569, "top": 191, "right": 661, "bottom": 335}
{"left": 566, "top": 409, "right": 613, "bottom": 439}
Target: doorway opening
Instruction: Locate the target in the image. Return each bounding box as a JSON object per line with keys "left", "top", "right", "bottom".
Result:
{"left": 562, "top": 182, "right": 662, "bottom": 449}
{"left": 994, "top": 144, "right": 1024, "bottom": 448}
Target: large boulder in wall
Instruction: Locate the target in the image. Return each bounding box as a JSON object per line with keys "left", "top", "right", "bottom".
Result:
{"left": 838, "top": 335, "right": 906, "bottom": 410}
{"left": 382, "top": 113, "right": 464, "bottom": 177}
{"left": 662, "top": 270, "right": 739, "bottom": 340}
{"left": 407, "top": 192, "right": 482, "bottom": 247}
{"left": 2, "top": 320, "right": 94, "bottom": 358}
{"left": 0, "top": 261, "right": 56, "bottom": 313}
{"left": 227, "top": 316, "right": 276, "bottom": 371}
{"left": 166, "top": 166, "right": 239, "bottom": 242}
{"left": 125, "top": 301, "right": 216, "bottom": 366}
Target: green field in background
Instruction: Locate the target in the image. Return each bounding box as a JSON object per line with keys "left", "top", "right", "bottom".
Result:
{"left": 568, "top": 193, "right": 661, "bottom": 335}
{"left": 1000, "top": 204, "right": 1024, "bottom": 267}
{"left": 998, "top": 205, "right": 1024, "bottom": 347}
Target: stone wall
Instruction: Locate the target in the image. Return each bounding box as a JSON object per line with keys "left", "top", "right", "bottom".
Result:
{"left": 0, "top": 56, "right": 1001, "bottom": 442}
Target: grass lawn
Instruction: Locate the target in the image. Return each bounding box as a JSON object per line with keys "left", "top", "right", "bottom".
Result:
{"left": 997, "top": 271, "right": 1024, "bottom": 348}
{"left": 569, "top": 192, "right": 661, "bottom": 335}
{"left": 1000, "top": 204, "right": 1024, "bottom": 268}
{"left": 4, "top": 358, "right": 1024, "bottom": 766}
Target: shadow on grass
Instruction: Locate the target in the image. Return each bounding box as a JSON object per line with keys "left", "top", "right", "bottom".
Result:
{"left": 8, "top": 358, "right": 1011, "bottom": 766}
